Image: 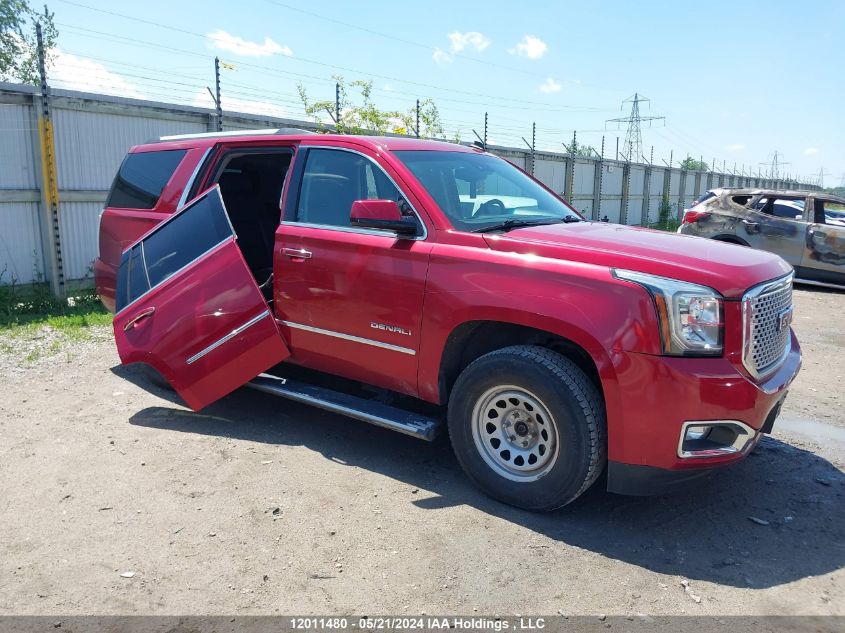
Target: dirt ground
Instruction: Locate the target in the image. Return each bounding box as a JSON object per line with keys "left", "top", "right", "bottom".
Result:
{"left": 0, "top": 287, "right": 843, "bottom": 616}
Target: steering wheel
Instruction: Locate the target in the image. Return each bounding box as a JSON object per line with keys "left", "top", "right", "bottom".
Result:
{"left": 474, "top": 198, "right": 506, "bottom": 217}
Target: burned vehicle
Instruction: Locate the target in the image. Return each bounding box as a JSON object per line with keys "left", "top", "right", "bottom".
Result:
{"left": 679, "top": 188, "right": 845, "bottom": 289}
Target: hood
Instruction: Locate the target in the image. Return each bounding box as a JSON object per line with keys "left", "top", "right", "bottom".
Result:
{"left": 482, "top": 221, "right": 792, "bottom": 298}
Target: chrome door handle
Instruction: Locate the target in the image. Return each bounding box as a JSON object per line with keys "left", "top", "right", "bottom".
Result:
{"left": 742, "top": 219, "right": 758, "bottom": 227}
{"left": 123, "top": 306, "right": 156, "bottom": 331}
{"left": 281, "top": 247, "right": 312, "bottom": 259}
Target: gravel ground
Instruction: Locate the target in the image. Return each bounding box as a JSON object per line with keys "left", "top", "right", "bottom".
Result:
{"left": 0, "top": 287, "right": 843, "bottom": 616}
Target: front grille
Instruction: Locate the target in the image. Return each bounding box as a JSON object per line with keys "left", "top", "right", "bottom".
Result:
{"left": 742, "top": 275, "right": 793, "bottom": 379}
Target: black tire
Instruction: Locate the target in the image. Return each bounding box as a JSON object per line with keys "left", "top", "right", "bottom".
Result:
{"left": 447, "top": 345, "right": 606, "bottom": 511}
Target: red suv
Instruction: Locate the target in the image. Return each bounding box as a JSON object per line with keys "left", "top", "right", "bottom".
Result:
{"left": 96, "top": 130, "right": 801, "bottom": 510}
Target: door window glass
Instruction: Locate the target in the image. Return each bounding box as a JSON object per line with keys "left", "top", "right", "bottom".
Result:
{"left": 755, "top": 197, "right": 805, "bottom": 220}
{"left": 115, "top": 188, "right": 234, "bottom": 312}
{"left": 106, "top": 150, "right": 187, "bottom": 210}
{"left": 818, "top": 200, "right": 845, "bottom": 226}
{"left": 296, "top": 149, "right": 404, "bottom": 227}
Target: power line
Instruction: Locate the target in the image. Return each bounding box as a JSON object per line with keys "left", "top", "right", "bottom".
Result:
{"left": 54, "top": 14, "right": 610, "bottom": 113}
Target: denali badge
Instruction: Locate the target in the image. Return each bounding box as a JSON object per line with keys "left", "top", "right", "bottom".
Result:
{"left": 371, "top": 322, "right": 412, "bottom": 336}
{"left": 776, "top": 307, "right": 793, "bottom": 333}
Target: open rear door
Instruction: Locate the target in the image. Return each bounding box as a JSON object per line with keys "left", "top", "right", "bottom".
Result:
{"left": 112, "top": 186, "right": 290, "bottom": 410}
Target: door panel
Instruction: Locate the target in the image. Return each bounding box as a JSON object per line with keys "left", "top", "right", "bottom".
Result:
{"left": 274, "top": 223, "right": 430, "bottom": 396}
{"left": 743, "top": 209, "right": 807, "bottom": 267}
{"left": 801, "top": 222, "right": 845, "bottom": 283}
{"left": 113, "top": 187, "right": 290, "bottom": 410}
{"left": 274, "top": 145, "right": 431, "bottom": 397}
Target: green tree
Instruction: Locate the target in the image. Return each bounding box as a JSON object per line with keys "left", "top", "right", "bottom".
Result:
{"left": 680, "top": 156, "right": 709, "bottom": 171}
{"left": 298, "top": 76, "right": 403, "bottom": 135}
{"left": 298, "top": 77, "right": 456, "bottom": 141}
{"left": 400, "top": 98, "right": 446, "bottom": 139}
{"left": 651, "top": 196, "right": 680, "bottom": 232}
{"left": 565, "top": 138, "right": 597, "bottom": 158}
{"left": 0, "top": 2, "right": 58, "bottom": 84}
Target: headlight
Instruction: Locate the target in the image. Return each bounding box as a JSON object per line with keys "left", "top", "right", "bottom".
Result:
{"left": 613, "top": 269, "right": 723, "bottom": 356}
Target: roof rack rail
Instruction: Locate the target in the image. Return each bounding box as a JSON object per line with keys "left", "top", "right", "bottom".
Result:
{"left": 154, "top": 127, "right": 316, "bottom": 142}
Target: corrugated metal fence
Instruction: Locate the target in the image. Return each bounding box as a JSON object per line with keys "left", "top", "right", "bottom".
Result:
{"left": 0, "top": 82, "right": 817, "bottom": 287}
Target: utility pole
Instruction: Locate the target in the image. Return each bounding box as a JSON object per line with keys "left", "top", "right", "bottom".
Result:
{"left": 415, "top": 99, "right": 420, "bottom": 138}
{"left": 35, "top": 22, "right": 65, "bottom": 299}
{"left": 606, "top": 93, "right": 665, "bottom": 162}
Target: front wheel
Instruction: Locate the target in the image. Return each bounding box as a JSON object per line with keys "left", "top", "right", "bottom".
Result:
{"left": 447, "top": 346, "right": 606, "bottom": 511}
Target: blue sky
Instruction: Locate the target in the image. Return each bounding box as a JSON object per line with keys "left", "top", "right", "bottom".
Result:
{"left": 48, "top": 0, "right": 844, "bottom": 184}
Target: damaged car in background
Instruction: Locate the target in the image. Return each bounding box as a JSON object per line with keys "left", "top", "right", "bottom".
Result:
{"left": 679, "top": 188, "right": 845, "bottom": 289}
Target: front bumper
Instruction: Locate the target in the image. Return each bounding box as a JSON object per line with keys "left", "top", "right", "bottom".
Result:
{"left": 605, "top": 330, "right": 800, "bottom": 495}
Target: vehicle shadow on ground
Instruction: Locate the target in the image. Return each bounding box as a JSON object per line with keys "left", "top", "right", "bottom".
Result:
{"left": 116, "top": 364, "right": 845, "bottom": 591}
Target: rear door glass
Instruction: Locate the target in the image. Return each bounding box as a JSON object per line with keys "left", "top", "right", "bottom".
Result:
{"left": 115, "top": 188, "right": 233, "bottom": 311}
{"left": 107, "top": 149, "right": 187, "bottom": 210}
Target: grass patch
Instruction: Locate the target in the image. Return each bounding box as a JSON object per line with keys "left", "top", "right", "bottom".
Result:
{"left": 649, "top": 197, "right": 681, "bottom": 232}
{"left": 0, "top": 283, "right": 112, "bottom": 334}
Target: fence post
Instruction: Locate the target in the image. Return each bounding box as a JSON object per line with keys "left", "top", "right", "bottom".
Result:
{"left": 591, "top": 139, "right": 604, "bottom": 220}
{"left": 641, "top": 157, "right": 652, "bottom": 227}
{"left": 621, "top": 160, "right": 631, "bottom": 225}
{"left": 677, "top": 168, "right": 687, "bottom": 220}
{"left": 563, "top": 130, "right": 576, "bottom": 207}
{"left": 34, "top": 23, "right": 65, "bottom": 299}
{"left": 214, "top": 57, "right": 223, "bottom": 132}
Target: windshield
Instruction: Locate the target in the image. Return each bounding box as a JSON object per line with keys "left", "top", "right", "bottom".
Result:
{"left": 394, "top": 150, "right": 581, "bottom": 231}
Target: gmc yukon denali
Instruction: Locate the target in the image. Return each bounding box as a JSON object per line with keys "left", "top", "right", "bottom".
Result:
{"left": 95, "top": 130, "right": 802, "bottom": 511}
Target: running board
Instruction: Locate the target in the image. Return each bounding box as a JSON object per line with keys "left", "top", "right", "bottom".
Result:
{"left": 246, "top": 373, "right": 442, "bottom": 441}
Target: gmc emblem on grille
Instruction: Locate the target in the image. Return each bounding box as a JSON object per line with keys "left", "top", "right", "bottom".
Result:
{"left": 776, "top": 307, "right": 794, "bottom": 333}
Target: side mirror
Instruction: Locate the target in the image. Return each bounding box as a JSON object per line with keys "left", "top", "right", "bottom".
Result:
{"left": 350, "top": 199, "right": 417, "bottom": 236}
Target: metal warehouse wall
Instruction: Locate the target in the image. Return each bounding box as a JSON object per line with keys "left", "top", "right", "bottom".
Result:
{"left": 0, "top": 82, "right": 817, "bottom": 288}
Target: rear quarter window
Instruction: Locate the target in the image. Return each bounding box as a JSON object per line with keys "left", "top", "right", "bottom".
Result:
{"left": 106, "top": 149, "right": 187, "bottom": 210}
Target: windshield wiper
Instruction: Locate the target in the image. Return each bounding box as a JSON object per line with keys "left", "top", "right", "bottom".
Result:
{"left": 471, "top": 217, "right": 579, "bottom": 233}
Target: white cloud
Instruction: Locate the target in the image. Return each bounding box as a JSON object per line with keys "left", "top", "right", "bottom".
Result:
{"left": 509, "top": 35, "right": 548, "bottom": 59}
{"left": 192, "top": 89, "right": 287, "bottom": 118}
{"left": 207, "top": 30, "right": 292, "bottom": 58}
{"left": 804, "top": 147, "right": 819, "bottom": 155}
{"left": 727, "top": 143, "right": 746, "bottom": 151}
{"left": 50, "top": 50, "right": 145, "bottom": 99}
{"left": 447, "top": 31, "right": 490, "bottom": 53}
{"left": 538, "top": 77, "right": 561, "bottom": 93}
{"left": 432, "top": 47, "right": 453, "bottom": 65}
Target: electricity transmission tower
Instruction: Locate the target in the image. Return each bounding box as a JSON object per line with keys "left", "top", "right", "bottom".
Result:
{"left": 816, "top": 167, "right": 832, "bottom": 188}
{"left": 606, "top": 93, "right": 665, "bottom": 162}
{"left": 760, "top": 151, "right": 790, "bottom": 179}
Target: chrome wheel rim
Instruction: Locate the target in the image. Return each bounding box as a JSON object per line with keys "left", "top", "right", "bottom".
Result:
{"left": 471, "top": 385, "right": 559, "bottom": 482}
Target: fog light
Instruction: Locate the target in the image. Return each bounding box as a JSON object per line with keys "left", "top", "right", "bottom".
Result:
{"left": 684, "top": 425, "right": 710, "bottom": 441}
{"left": 678, "top": 421, "right": 756, "bottom": 459}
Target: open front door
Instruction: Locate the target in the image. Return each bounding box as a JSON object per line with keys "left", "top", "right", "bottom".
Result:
{"left": 113, "top": 186, "right": 290, "bottom": 410}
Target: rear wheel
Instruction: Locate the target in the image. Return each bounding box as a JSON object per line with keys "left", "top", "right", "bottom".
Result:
{"left": 447, "top": 345, "right": 606, "bottom": 511}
